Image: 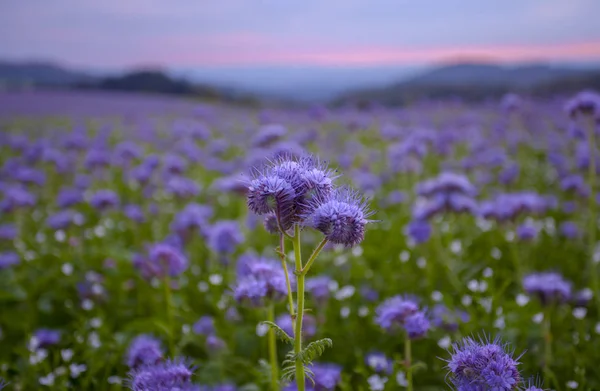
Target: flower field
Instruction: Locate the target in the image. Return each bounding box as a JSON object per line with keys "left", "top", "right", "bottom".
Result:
{"left": 1, "top": 90, "right": 600, "bottom": 390}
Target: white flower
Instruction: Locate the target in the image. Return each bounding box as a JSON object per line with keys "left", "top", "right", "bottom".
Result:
{"left": 482, "top": 267, "right": 493, "bottom": 278}
{"left": 90, "top": 318, "right": 102, "bottom": 328}
{"left": 399, "top": 251, "right": 410, "bottom": 263}
{"left": 367, "top": 374, "right": 387, "bottom": 391}
{"left": 256, "top": 323, "right": 269, "bottom": 337}
{"left": 573, "top": 308, "right": 587, "bottom": 319}
{"left": 516, "top": 294, "right": 529, "bottom": 307}
{"left": 209, "top": 274, "right": 223, "bottom": 285}
{"left": 70, "top": 363, "right": 87, "bottom": 378}
{"left": 532, "top": 313, "right": 544, "bottom": 324}
{"left": 358, "top": 306, "right": 370, "bottom": 317}
{"left": 461, "top": 295, "right": 472, "bottom": 306}
{"left": 416, "top": 257, "right": 426, "bottom": 269}
{"left": 197, "top": 281, "right": 209, "bottom": 292}
{"left": 108, "top": 376, "right": 122, "bottom": 385}
{"left": 39, "top": 373, "right": 55, "bottom": 386}
{"left": 61, "top": 349, "right": 74, "bottom": 362}
{"left": 340, "top": 306, "right": 351, "bottom": 318}
{"left": 438, "top": 336, "right": 451, "bottom": 349}
{"left": 431, "top": 291, "right": 443, "bottom": 301}
{"left": 396, "top": 371, "right": 408, "bottom": 387}
{"left": 566, "top": 380, "right": 578, "bottom": 389}
{"left": 335, "top": 285, "right": 356, "bottom": 301}
{"left": 61, "top": 263, "right": 73, "bottom": 276}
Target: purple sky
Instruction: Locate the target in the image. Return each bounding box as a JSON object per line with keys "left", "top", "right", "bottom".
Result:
{"left": 2, "top": 0, "right": 600, "bottom": 68}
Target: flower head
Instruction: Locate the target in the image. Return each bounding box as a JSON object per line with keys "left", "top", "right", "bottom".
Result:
{"left": 126, "top": 335, "right": 163, "bottom": 368}
{"left": 304, "top": 188, "right": 372, "bottom": 247}
{"left": 446, "top": 336, "right": 522, "bottom": 391}
{"left": 403, "top": 311, "right": 430, "bottom": 340}
{"left": 375, "top": 295, "right": 419, "bottom": 331}
{"left": 128, "top": 357, "right": 196, "bottom": 391}
{"left": 523, "top": 272, "right": 572, "bottom": 305}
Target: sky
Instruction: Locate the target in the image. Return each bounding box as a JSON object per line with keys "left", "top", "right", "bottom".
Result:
{"left": 2, "top": 0, "right": 600, "bottom": 69}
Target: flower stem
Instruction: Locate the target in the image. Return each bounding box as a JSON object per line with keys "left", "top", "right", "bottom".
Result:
{"left": 292, "top": 224, "right": 306, "bottom": 391}
{"left": 542, "top": 308, "right": 552, "bottom": 387}
{"left": 301, "top": 238, "right": 328, "bottom": 274}
{"left": 267, "top": 303, "right": 279, "bottom": 391}
{"left": 164, "top": 276, "right": 175, "bottom": 356}
{"left": 405, "top": 335, "right": 413, "bottom": 391}
{"left": 279, "top": 233, "right": 295, "bottom": 317}
{"left": 586, "top": 117, "right": 600, "bottom": 315}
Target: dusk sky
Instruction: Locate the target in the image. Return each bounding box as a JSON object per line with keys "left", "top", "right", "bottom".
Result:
{"left": 2, "top": 0, "right": 600, "bottom": 68}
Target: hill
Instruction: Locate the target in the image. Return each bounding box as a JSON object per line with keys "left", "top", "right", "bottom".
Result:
{"left": 335, "top": 63, "right": 600, "bottom": 105}
{"left": 0, "top": 61, "right": 95, "bottom": 86}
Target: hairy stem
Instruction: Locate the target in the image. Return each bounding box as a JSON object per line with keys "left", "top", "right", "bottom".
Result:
{"left": 164, "top": 276, "right": 175, "bottom": 356}
{"left": 267, "top": 303, "right": 279, "bottom": 391}
{"left": 292, "top": 224, "right": 305, "bottom": 391}
{"left": 405, "top": 335, "right": 413, "bottom": 391}
{"left": 279, "top": 233, "right": 295, "bottom": 317}
{"left": 301, "top": 238, "right": 328, "bottom": 274}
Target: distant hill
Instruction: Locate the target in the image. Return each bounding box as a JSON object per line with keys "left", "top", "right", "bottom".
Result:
{"left": 336, "top": 63, "right": 600, "bottom": 105}
{"left": 0, "top": 61, "right": 95, "bottom": 86}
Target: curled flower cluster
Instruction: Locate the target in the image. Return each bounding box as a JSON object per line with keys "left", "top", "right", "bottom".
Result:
{"left": 446, "top": 336, "right": 522, "bottom": 391}
{"left": 126, "top": 335, "right": 164, "bottom": 368}
{"left": 247, "top": 155, "right": 372, "bottom": 247}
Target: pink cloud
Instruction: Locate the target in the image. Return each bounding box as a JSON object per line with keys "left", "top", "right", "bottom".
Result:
{"left": 144, "top": 40, "right": 600, "bottom": 66}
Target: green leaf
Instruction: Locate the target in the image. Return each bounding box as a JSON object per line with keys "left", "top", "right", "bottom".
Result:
{"left": 260, "top": 321, "right": 294, "bottom": 345}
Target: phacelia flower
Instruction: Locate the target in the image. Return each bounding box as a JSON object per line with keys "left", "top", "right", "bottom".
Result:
{"left": 431, "top": 304, "right": 470, "bottom": 332}
{"left": 446, "top": 336, "right": 522, "bottom": 391}
{"left": 233, "top": 255, "right": 289, "bottom": 306}
{"left": 126, "top": 335, "right": 163, "bottom": 368}
{"left": 403, "top": 311, "right": 430, "bottom": 340}
{"left": 365, "top": 352, "right": 393, "bottom": 374}
{"left": 375, "top": 295, "right": 419, "bottom": 331}
{"left": 523, "top": 272, "right": 572, "bottom": 305}
{"left": 306, "top": 275, "right": 333, "bottom": 302}
{"left": 33, "top": 328, "right": 61, "bottom": 348}
{"left": 90, "top": 190, "right": 120, "bottom": 211}
{"left": 0, "top": 251, "right": 20, "bottom": 270}
{"left": 247, "top": 175, "right": 296, "bottom": 230}
{"left": 0, "top": 224, "right": 16, "bottom": 241}
{"left": 56, "top": 187, "right": 83, "bottom": 209}
{"left": 304, "top": 188, "right": 372, "bottom": 247}
{"left": 207, "top": 220, "right": 244, "bottom": 255}
{"left": 171, "top": 203, "right": 213, "bottom": 239}
{"left": 136, "top": 243, "right": 189, "bottom": 279}
{"left": 128, "top": 357, "right": 196, "bottom": 391}
{"left": 192, "top": 316, "right": 215, "bottom": 336}
{"left": 406, "top": 220, "right": 431, "bottom": 244}
{"left": 276, "top": 313, "right": 317, "bottom": 339}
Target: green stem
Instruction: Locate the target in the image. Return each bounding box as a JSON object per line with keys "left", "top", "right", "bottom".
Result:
{"left": 509, "top": 237, "right": 522, "bottom": 284}
{"left": 164, "top": 276, "right": 175, "bottom": 356}
{"left": 405, "top": 335, "right": 413, "bottom": 391}
{"left": 586, "top": 117, "right": 600, "bottom": 315}
{"left": 267, "top": 303, "right": 279, "bottom": 391}
{"left": 301, "top": 238, "right": 328, "bottom": 274}
{"left": 279, "top": 233, "right": 295, "bottom": 317}
{"left": 542, "top": 307, "right": 552, "bottom": 388}
{"left": 292, "top": 224, "right": 306, "bottom": 391}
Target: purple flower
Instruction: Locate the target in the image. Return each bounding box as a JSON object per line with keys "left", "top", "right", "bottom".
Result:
{"left": 163, "top": 154, "right": 188, "bottom": 175}
{"left": 146, "top": 243, "right": 189, "bottom": 278}
{"left": 233, "top": 255, "right": 289, "bottom": 306}
{"left": 128, "top": 357, "right": 196, "bottom": 391}
{"left": 13, "top": 167, "right": 46, "bottom": 186}
{"left": 516, "top": 223, "right": 538, "bottom": 241}
{"left": 559, "top": 221, "right": 579, "bottom": 239}
{"left": 406, "top": 220, "right": 431, "bottom": 244}
{"left": 446, "top": 336, "right": 522, "bottom": 391}
{"left": 365, "top": 352, "right": 393, "bottom": 374}
{"left": 34, "top": 328, "right": 61, "bottom": 348}
{"left": 47, "top": 210, "right": 76, "bottom": 230}
{"left": 565, "top": 90, "right": 600, "bottom": 118}
{"left": 0, "top": 251, "right": 19, "bottom": 270}
{"left": 207, "top": 220, "right": 244, "bottom": 254}
{"left": 124, "top": 204, "right": 145, "bottom": 223}
{"left": 56, "top": 187, "right": 83, "bottom": 209}
{"left": 247, "top": 175, "right": 296, "bottom": 230}
{"left": 165, "top": 177, "right": 201, "bottom": 199}
{"left": 311, "top": 363, "right": 342, "bottom": 390}
{"left": 375, "top": 295, "right": 419, "bottom": 331}
{"left": 0, "top": 224, "right": 16, "bottom": 241}
{"left": 252, "top": 124, "right": 287, "bottom": 147}
{"left": 126, "top": 335, "right": 164, "bottom": 368}
{"left": 211, "top": 175, "right": 248, "bottom": 195}
{"left": 171, "top": 203, "right": 213, "bottom": 239}
{"left": 523, "top": 272, "right": 572, "bottom": 305}
{"left": 417, "top": 172, "right": 476, "bottom": 197}
{"left": 560, "top": 175, "right": 590, "bottom": 197}
{"left": 403, "top": 311, "right": 430, "bottom": 340}
{"left": 262, "top": 213, "right": 280, "bottom": 235}
{"left": 206, "top": 335, "right": 227, "bottom": 352}
{"left": 192, "top": 316, "right": 215, "bottom": 336}
{"left": 90, "top": 189, "right": 120, "bottom": 211}
{"left": 85, "top": 149, "right": 111, "bottom": 170}
{"left": 1, "top": 186, "right": 36, "bottom": 212}
{"left": 304, "top": 188, "right": 372, "bottom": 247}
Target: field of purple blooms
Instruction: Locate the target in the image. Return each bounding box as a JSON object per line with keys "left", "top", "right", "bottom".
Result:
{"left": 1, "top": 90, "right": 600, "bottom": 391}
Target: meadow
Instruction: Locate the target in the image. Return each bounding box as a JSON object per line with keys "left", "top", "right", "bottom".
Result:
{"left": 0, "top": 90, "right": 599, "bottom": 391}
